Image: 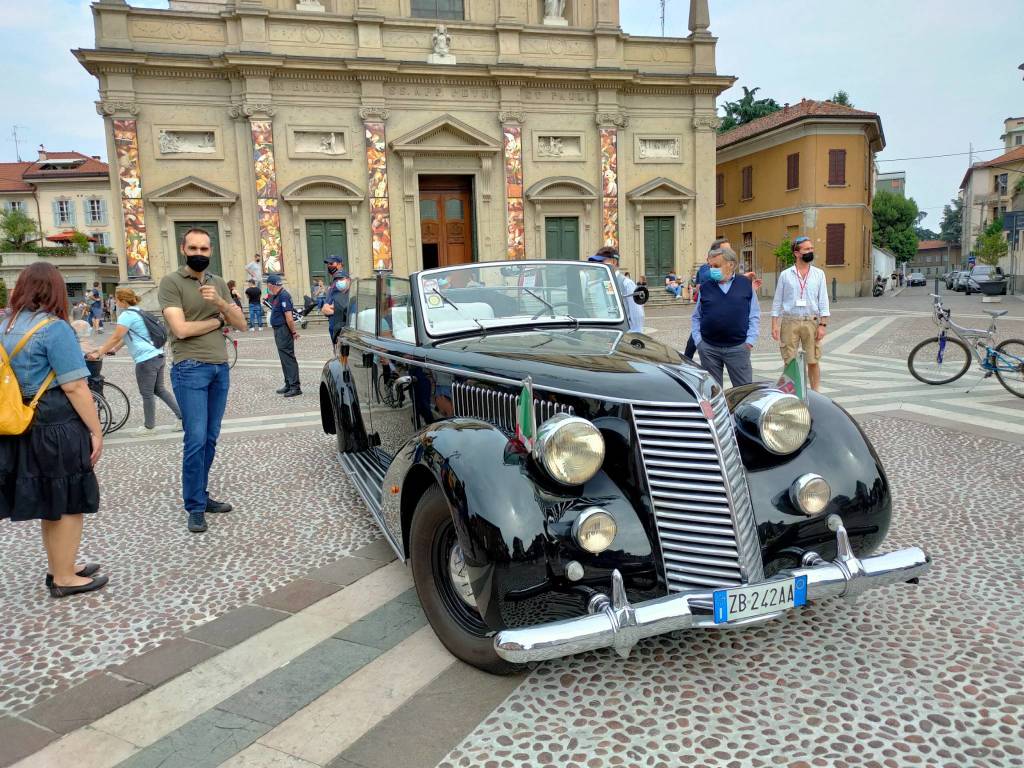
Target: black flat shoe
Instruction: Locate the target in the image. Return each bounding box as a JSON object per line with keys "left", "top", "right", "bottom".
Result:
{"left": 283, "top": 388, "right": 302, "bottom": 398}
{"left": 206, "top": 498, "right": 233, "bottom": 514}
{"left": 275, "top": 385, "right": 290, "bottom": 394}
{"left": 45, "top": 563, "right": 101, "bottom": 587}
{"left": 49, "top": 574, "right": 109, "bottom": 599}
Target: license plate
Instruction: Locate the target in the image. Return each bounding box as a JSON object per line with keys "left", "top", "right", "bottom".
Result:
{"left": 712, "top": 576, "right": 807, "bottom": 624}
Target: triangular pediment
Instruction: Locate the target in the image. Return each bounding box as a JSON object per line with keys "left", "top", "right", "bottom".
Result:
{"left": 525, "top": 176, "right": 598, "bottom": 201}
{"left": 281, "top": 176, "right": 364, "bottom": 203}
{"left": 391, "top": 115, "right": 501, "bottom": 154}
{"left": 147, "top": 176, "right": 238, "bottom": 204}
{"left": 626, "top": 177, "right": 696, "bottom": 202}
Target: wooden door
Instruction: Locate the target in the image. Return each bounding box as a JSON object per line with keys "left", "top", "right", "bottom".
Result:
{"left": 174, "top": 221, "right": 222, "bottom": 276}
{"left": 544, "top": 217, "right": 579, "bottom": 260}
{"left": 305, "top": 219, "right": 347, "bottom": 285}
{"left": 644, "top": 216, "right": 674, "bottom": 279}
{"left": 419, "top": 176, "right": 473, "bottom": 269}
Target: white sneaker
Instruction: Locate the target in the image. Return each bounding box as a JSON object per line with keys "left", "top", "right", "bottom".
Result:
{"left": 249, "top": 327, "right": 255, "bottom": 333}
{"left": 129, "top": 426, "right": 154, "bottom": 437}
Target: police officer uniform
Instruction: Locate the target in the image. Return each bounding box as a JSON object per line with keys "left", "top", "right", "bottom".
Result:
{"left": 323, "top": 255, "right": 351, "bottom": 344}
{"left": 268, "top": 275, "right": 301, "bottom": 396}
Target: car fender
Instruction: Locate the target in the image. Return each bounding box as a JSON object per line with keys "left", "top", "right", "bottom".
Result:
{"left": 384, "top": 418, "right": 655, "bottom": 629}
{"left": 319, "top": 358, "right": 370, "bottom": 453}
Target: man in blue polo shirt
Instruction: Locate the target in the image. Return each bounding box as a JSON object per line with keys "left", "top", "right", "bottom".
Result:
{"left": 690, "top": 246, "right": 759, "bottom": 387}
{"left": 267, "top": 275, "right": 301, "bottom": 397}
{"left": 320, "top": 255, "right": 351, "bottom": 345}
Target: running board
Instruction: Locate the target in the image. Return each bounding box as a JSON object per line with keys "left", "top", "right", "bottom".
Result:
{"left": 339, "top": 450, "right": 406, "bottom": 561}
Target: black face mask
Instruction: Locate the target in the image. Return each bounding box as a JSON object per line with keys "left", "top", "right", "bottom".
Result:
{"left": 801, "top": 252, "right": 815, "bottom": 263}
{"left": 186, "top": 255, "right": 210, "bottom": 273}
{"left": 327, "top": 265, "right": 338, "bottom": 275}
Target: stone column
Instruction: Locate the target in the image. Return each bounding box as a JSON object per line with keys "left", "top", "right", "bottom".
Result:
{"left": 692, "top": 112, "right": 720, "bottom": 275}
{"left": 361, "top": 107, "right": 393, "bottom": 271}
{"left": 102, "top": 105, "right": 152, "bottom": 281}
{"left": 248, "top": 118, "right": 285, "bottom": 274}
{"left": 596, "top": 112, "right": 628, "bottom": 249}
{"left": 500, "top": 112, "right": 526, "bottom": 259}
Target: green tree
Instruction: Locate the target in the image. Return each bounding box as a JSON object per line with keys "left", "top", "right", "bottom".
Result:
{"left": 0, "top": 278, "right": 7, "bottom": 308}
{"left": 0, "top": 208, "right": 40, "bottom": 250}
{"left": 773, "top": 236, "right": 795, "bottom": 268}
{"left": 69, "top": 230, "right": 91, "bottom": 251}
{"left": 830, "top": 90, "right": 854, "bottom": 107}
{"left": 872, "top": 189, "right": 920, "bottom": 262}
{"left": 719, "top": 86, "right": 782, "bottom": 132}
{"left": 938, "top": 197, "right": 963, "bottom": 245}
{"left": 975, "top": 229, "right": 1008, "bottom": 266}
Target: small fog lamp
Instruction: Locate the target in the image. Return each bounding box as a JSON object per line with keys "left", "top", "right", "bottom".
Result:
{"left": 572, "top": 508, "right": 617, "bottom": 554}
{"left": 790, "top": 473, "right": 831, "bottom": 516}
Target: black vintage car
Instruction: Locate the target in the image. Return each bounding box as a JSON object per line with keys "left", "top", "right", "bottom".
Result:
{"left": 320, "top": 260, "right": 930, "bottom": 673}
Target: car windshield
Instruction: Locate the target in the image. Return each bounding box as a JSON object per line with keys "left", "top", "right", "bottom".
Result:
{"left": 416, "top": 261, "right": 624, "bottom": 336}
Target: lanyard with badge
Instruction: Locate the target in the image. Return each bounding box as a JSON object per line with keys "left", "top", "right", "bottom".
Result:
{"left": 795, "top": 268, "right": 809, "bottom": 309}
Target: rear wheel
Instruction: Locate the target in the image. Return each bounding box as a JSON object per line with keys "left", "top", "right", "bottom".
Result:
{"left": 100, "top": 381, "right": 130, "bottom": 433}
{"left": 908, "top": 335, "right": 971, "bottom": 385}
{"left": 91, "top": 391, "right": 112, "bottom": 435}
{"left": 409, "top": 485, "right": 522, "bottom": 675}
{"left": 225, "top": 334, "right": 238, "bottom": 369}
{"left": 994, "top": 339, "right": 1024, "bottom": 398}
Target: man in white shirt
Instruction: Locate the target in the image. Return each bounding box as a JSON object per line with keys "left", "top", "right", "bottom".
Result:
{"left": 770, "top": 235, "right": 830, "bottom": 391}
{"left": 244, "top": 255, "right": 263, "bottom": 287}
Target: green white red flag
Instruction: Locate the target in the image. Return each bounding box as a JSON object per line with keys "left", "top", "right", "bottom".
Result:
{"left": 777, "top": 352, "right": 807, "bottom": 400}
{"left": 515, "top": 378, "right": 536, "bottom": 451}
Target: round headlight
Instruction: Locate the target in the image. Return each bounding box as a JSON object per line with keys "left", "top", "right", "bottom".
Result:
{"left": 572, "top": 508, "right": 617, "bottom": 554}
{"left": 533, "top": 414, "right": 605, "bottom": 485}
{"left": 790, "top": 473, "right": 831, "bottom": 516}
{"left": 759, "top": 393, "right": 811, "bottom": 454}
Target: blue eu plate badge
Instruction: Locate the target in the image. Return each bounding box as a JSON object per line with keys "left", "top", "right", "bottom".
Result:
{"left": 712, "top": 576, "right": 808, "bottom": 624}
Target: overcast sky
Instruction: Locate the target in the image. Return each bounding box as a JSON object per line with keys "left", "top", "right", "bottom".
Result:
{"left": 2, "top": 0, "right": 1021, "bottom": 227}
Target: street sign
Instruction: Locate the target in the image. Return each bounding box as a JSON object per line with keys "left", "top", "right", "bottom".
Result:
{"left": 968, "top": 254, "right": 976, "bottom": 266}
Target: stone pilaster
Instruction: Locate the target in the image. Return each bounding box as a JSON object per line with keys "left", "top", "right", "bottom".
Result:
{"left": 104, "top": 104, "right": 152, "bottom": 281}
{"left": 361, "top": 107, "right": 393, "bottom": 271}
{"left": 692, "top": 112, "right": 720, "bottom": 274}
{"left": 501, "top": 113, "right": 526, "bottom": 259}
{"left": 597, "top": 112, "right": 628, "bottom": 249}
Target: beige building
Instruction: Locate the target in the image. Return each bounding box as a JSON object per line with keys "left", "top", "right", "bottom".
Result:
{"left": 715, "top": 99, "right": 885, "bottom": 298}
{"left": 959, "top": 146, "right": 1024, "bottom": 253}
{"left": 74, "top": 0, "right": 732, "bottom": 298}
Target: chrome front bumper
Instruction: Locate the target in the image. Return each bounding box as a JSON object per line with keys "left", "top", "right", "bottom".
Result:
{"left": 493, "top": 516, "right": 931, "bottom": 663}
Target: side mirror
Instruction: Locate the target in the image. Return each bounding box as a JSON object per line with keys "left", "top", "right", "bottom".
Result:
{"left": 632, "top": 285, "right": 650, "bottom": 306}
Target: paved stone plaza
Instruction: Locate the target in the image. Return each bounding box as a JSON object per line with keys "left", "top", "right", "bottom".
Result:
{"left": 1, "top": 287, "right": 1022, "bottom": 768}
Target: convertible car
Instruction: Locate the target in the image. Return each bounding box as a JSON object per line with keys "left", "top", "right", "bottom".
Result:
{"left": 320, "top": 260, "right": 930, "bottom": 673}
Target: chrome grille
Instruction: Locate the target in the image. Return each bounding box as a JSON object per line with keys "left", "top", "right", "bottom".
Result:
{"left": 632, "top": 394, "right": 764, "bottom": 592}
{"left": 452, "top": 382, "right": 574, "bottom": 433}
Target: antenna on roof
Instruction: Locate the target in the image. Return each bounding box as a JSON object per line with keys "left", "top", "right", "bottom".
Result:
{"left": 8, "top": 125, "right": 28, "bottom": 162}
{"left": 660, "top": 0, "right": 667, "bottom": 36}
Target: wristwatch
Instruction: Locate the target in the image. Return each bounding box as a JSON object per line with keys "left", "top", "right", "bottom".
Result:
{"left": 217, "top": 317, "right": 226, "bottom": 330}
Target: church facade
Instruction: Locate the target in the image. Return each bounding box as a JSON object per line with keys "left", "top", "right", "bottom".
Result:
{"left": 77, "top": 0, "right": 731, "bottom": 295}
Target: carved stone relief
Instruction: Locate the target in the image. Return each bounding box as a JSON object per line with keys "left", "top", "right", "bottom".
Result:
{"left": 287, "top": 126, "right": 351, "bottom": 159}
{"left": 534, "top": 133, "right": 584, "bottom": 161}
{"left": 636, "top": 135, "right": 683, "bottom": 163}
{"left": 158, "top": 130, "right": 216, "bottom": 155}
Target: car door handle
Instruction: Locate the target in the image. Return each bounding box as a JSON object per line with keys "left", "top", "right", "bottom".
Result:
{"left": 394, "top": 375, "right": 413, "bottom": 390}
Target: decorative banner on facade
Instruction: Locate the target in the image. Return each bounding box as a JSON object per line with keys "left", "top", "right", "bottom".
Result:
{"left": 600, "top": 127, "right": 619, "bottom": 248}
{"left": 365, "top": 121, "right": 392, "bottom": 270}
{"left": 112, "top": 119, "right": 150, "bottom": 278}
{"left": 503, "top": 125, "right": 525, "bottom": 259}
{"left": 251, "top": 120, "right": 283, "bottom": 274}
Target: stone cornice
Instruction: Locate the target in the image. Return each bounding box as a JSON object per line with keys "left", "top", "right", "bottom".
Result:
{"left": 96, "top": 100, "right": 140, "bottom": 117}
{"left": 596, "top": 113, "right": 630, "bottom": 129}
{"left": 498, "top": 111, "right": 526, "bottom": 125}
{"left": 692, "top": 115, "right": 720, "bottom": 131}
{"left": 359, "top": 106, "right": 391, "bottom": 122}
{"left": 228, "top": 103, "right": 277, "bottom": 119}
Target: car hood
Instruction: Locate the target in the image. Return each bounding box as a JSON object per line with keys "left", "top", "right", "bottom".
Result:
{"left": 428, "top": 328, "right": 710, "bottom": 402}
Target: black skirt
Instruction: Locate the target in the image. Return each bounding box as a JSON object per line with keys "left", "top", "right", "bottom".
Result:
{"left": 0, "top": 388, "right": 100, "bottom": 522}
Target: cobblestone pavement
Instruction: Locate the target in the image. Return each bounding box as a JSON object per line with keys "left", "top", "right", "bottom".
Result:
{"left": 2, "top": 300, "right": 1023, "bottom": 768}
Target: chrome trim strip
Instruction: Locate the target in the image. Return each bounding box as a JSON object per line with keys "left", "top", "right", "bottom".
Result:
{"left": 338, "top": 452, "right": 405, "bottom": 561}
{"left": 451, "top": 381, "right": 574, "bottom": 432}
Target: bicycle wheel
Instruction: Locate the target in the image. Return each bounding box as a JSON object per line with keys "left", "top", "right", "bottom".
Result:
{"left": 226, "top": 335, "right": 238, "bottom": 369}
{"left": 994, "top": 338, "right": 1024, "bottom": 398}
{"left": 908, "top": 335, "right": 971, "bottom": 385}
{"left": 101, "top": 381, "right": 131, "bottom": 433}
{"left": 91, "top": 391, "right": 113, "bottom": 435}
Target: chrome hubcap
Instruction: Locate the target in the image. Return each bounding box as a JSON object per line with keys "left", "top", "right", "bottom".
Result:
{"left": 447, "top": 543, "right": 477, "bottom": 608}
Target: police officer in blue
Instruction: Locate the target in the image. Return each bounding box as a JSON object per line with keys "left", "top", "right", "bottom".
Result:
{"left": 320, "top": 255, "right": 351, "bottom": 345}
{"left": 267, "top": 274, "right": 301, "bottom": 397}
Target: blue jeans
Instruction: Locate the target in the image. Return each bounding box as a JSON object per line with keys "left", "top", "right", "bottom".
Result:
{"left": 170, "top": 360, "right": 230, "bottom": 514}
{"left": 665, "top": 284, "right": 681, "bottom": 298}
{"left": 248, "top": 304, "right": 264, "bottom": 329}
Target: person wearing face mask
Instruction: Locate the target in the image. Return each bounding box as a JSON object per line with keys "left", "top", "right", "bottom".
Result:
{"left": 690, "top": 247, "right": 759, "bottom": 387}
{"left": 158, "top": 228, "right": 247, "bottom": 533}
{"left": 770, "top": 235, "right": 830, "bottom": 392}
{"left": 320, "top": 255, "right": 351, "bottom": 345}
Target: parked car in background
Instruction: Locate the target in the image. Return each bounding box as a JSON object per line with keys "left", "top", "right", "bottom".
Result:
{"left": 907, "top": 273, "right": 927, "bottom": 287}
{"left": 319, "top": 260, "right": 930, "bottom": 673}
{"left": 965, "top": 265, "right": 1007, "bottom": 295}
{"left": 955, "top": 271, "right": 971, "bottom": 292}
{"left": 944, "top": 271, "right": 961, "bottom": 290}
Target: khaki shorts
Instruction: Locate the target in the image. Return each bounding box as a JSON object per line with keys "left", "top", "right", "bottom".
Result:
{"left": 780, "top": 316, "right": 823, "bottom": 364}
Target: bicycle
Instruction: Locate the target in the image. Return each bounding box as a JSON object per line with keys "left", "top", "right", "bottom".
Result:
{"left": 907, "top": 294, "right": 1024, "bottom": 398}
{"left": 96, "top": 380, "right": 131, "bottom": 432}
{"left": 91, "top": 390, "right": 113, "bottom": 435}
{"left": 222, "top": 327, "right": 238, "bottom": 369}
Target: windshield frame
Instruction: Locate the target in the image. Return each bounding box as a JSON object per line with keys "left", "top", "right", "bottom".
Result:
{"left": 412, "top": 260, "right": 627, "bottom": 340}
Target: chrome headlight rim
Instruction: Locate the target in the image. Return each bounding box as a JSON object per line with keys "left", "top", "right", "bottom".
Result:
{"left": 789, "top": 472, "right": 831, "bottom": 516}
{"left": 571, "top": 507, "right": 618, "bottom": 554}
{"left": 737, "top": 390, "right": 811, "bottom": 455}
{"left": 533, "top": 413, "right": 606, "bottom": 486}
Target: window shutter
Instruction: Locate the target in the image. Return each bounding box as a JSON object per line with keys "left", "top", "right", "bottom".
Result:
{"left": 829, "top": 150, "right": 846, "bottom": 186}
{"left": 52, "top": 200, "right": 60, "bottom": 227}
{"left": 787, "top": 153, "right": 799, "bottom": 190}
{"left": 100, "top": 198, "right": 108, "bottom": 225}
{"left": 67, "top": 200, "right": 76, "bottom": 227}
{"left": 826, "top": 223, "right": 845, "bottom": 265}
{"left": 715, "top": 173, "right": 724, "bottom": 206}
{"left": 741, "top": 166, "right": 752, "bottom": 200}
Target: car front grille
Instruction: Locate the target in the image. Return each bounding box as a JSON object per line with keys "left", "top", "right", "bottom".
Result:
{"left": 452, "top": 381, "right": 574, "bottom": 433}
{"left": 632, "top": 393, "right": 764, "bottom": 592}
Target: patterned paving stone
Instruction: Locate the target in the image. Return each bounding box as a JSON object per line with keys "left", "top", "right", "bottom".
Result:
{"left": 21, "top": 673, "right": 149, "bottom": 735}
{"left": 185, "top": 605, "right": 290, "bottom": 649}
{"left": 437, "top": 417, "right": 1024, "bottom": 768}
{"left": 115, "top": 707, "right": 270, "bottom": 768}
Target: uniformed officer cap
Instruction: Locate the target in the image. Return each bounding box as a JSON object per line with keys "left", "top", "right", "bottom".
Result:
{"left": 266, "top": 274, "right": 283, "bottom": 286}
{"left": 324, "top": 255, "right": 344, "bottom": 265}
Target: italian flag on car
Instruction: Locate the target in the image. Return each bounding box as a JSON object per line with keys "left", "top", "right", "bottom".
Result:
{"left": 516, "top": 379, "right": 536, "bottom": 451}
{"left": 777, "top": 353, "right": 807, "bottom": 400}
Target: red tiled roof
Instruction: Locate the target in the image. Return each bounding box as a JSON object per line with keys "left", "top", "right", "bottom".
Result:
{"left": 717, "top": 99, "right": 884, "bottom": 150}
{"left": 961, "top": 146, "right": 1024, "bottom": 189}
{"left": 0, "top": 162, "right": 33, "bottom": 192}
{"left": 917, "top": 239, "right": 949, "bottom": 250}
{"left": 22, "top": 151, "right": 109, "bottom": 180}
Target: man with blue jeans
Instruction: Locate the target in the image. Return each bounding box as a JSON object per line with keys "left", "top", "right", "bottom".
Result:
{"left": 690, "top": 246, "right": 760, "bottom": 387}
{"left": 158, "top": 228, "right": 247, "bottom": 532}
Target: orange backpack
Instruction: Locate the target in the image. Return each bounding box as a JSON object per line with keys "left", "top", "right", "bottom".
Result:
{"left": 0, "top": 316, "right": 57, "bottom": 435}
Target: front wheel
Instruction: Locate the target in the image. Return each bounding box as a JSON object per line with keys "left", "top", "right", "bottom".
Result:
{"left": 225, "top": 334, "right": 238, "bottom": 369}
{"left": 908, "top": 335, "right": 971, "bottom": 385}
{"left": 994, "top": 339, "right": 1024, "bottom": 398}
{"left": 409, "top": 485, "right": 522, "bottom": 675}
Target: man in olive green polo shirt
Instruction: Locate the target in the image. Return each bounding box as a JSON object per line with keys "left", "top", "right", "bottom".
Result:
{"left": 159, "top": 227, "right": 247, "bottom": 533}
